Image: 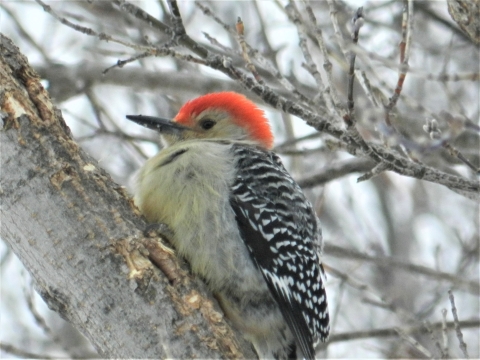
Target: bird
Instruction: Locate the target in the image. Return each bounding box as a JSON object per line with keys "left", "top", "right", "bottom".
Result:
{"left": 126, "top": 92, "right": 329, "bottom": 359}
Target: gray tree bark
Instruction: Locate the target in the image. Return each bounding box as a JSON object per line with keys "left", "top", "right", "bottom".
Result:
{"left": 447, "top": 0, "right": 480, "bottom": 44}
{"left": 0, "top": 33, "right": 255, "bottom": 359}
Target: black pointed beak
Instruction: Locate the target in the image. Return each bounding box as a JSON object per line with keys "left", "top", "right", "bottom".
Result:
{"left": 126, "top": 115, "right": 194, "bottom": 135}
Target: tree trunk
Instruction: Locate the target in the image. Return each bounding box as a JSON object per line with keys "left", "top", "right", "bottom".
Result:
{"left": 0, "top": 33, "right": 254, "bottom": 359}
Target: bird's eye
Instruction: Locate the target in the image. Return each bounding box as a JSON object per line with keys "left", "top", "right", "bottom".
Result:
{"left": 200, "top": 119, "right": 216, "bottom": 130}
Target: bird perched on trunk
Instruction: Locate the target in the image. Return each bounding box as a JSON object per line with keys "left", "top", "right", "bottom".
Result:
{"left": 127, "top": 92, "right": 329, "bottom": 359}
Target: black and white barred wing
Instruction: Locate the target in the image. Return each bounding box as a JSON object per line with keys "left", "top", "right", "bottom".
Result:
{"left": 229, "top": 145, "right": 329, "bottom": 359}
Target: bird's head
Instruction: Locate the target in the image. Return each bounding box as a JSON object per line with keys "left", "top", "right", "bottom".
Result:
{"left": 127, "top": 92, "right": 274, "bottom": 149}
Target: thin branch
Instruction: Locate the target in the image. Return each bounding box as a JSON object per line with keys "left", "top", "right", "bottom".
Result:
{"left": 395, "top": 326, "right": 434, "bottom": 358}
{"left": 325, "top": 264, "right": 452, "bottom": 345}
{"left": 112, "top": 0, "right": 173, "bottom": 35}
{"left": 35, "top": 0, "right": 152, "bottom": 52}
{"left": 1, "top": 4, "right": 51, "bottom": 62}
{"left": 0, "top": 342, "right": 54, "bottom": 359}
{"left": 424, "top": 72, "right": 480, "bottom": 82}
{"left": 284, "top": 2, "right": 336, "bottom": 113}
{"left": 286, "top": 2, "right": 324, "bottom": 103}
{"left": 327, "top": 319, "right": 480, "bottom": 343}
{"left": 85, "top": 88, "right": 108, "bottom": 130}
{"left": 167, "top": 0, "right": 187, "bottom": 43}
{"left": 325, "top": 244, "right": 480, "bottom": 295}
{"left": 384, "top": 0, "right": 413, "bottom": 126}
{"left": 448, "top": 290, "right": 470, "bottom": 358}
{"left": 194, "top": 1, "right": 234, "bottom": 33}
{"left": 423, "top": 117, "right": 479, "bottom": 173}
{"left": 326, "top": 0, "right": 350, "bottom": 60}
{"left": 441, "top": 308, "right": 450, "bottom": 358}
{"left": 77, "top": 129, "right": 156, "bottom": 145}
{"left": 298, "top": 158, "right": 375, "bottom": 188}
{"left": 300, "top": 34, "right": 479, "bottom": 81}
{"left": 277, "top": 146, "right": 333, "bottom": 156}
{"left": 357, "top": 162, "right": 392, "bottom": 182}
{"left": 203, "top": 32, "right": 235, "bottom": 54}
{"left": 23, "top": 278, "right": 52, "bottom": 335}
{"left": 112, "top": 0, "right": 209, "bottom": 58}
{"left": 323, "top": 261, "right": 478, "bottom": 351}
{"left": 442, "top": 142, "right": 479, "bottom": 173}
{"left": 236, "top": 17, "right": 264, "bottom": 85}
{"left": 303, "top": 0, "right": 343, "bottom": 113}
{"left": 103, "top": 52, "right": 151, "bottom": 75}
{"left": 345, "top": 7, "right": 364, "bottom": 127}
{"left": 195, "top": 1, "right": 314, "bottom": 106}
{"left": 275, "top": 132, "right": 322, "bottom": 150}
{"left": 426, "top": 314, "right": 447, "bottom": 359}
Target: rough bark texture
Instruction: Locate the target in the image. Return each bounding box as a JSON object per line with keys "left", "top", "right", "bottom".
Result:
{"left": 447, "top": 0, "right": 480, "bottom": 44}
{"left": 0, "top": 33, "right": 254, "bottom": 359}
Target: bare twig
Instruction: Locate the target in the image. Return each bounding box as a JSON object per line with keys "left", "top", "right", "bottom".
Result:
{"left": 327, "top": 319, "right": 480, "bottom": 343}
{"left": 1, "top": 4, "right": 51, "bottom": 62}
{"left": 286, "top": 2, "right": 324, "bottom": 96}
{"left": 21, "top": 276, "right": 87, "bottom": 357}
{"left": 236, "top": 17, "right": 264, "bottom": 85}
{"left": 357, "top": 162, "right": 392, "bottom": 182}
{"left": 77, "top": 129, "right": 156, "bottom": 145}
{"left": 202, "top": 32, "right": 235, "bottom": 54}
{"left": 24, "top": 278, "right": 52, "bottom": 335}
{"left": 441, "top": 308, "right": 450, "bottom": 358}
{"left": 275, "top": 132, "right": 322, "bottom": 150}
{"left": 423, "top": 72, "right": 480, "bottom": 82}
{"left": 325, "top": 244, "right": 480, "bottom": 295}
{"left": 35, "top": 0, "right": 152, "bottom": 52}
{"left": 426, "top": 316, "right": 447, "bottom": 359}
{"left": 113, "top": 0, "right": 209, "bottom": 58}
{"left": 448, "top": 290, "right": 470, "bottom": 358}
{"left": 167, "top": 0, "right": 185, "bottom": 36}
{"left": 0, "top": 342, "right": 54, "bottom": 359}
{"left": 320, "top": 264, "right": 480, "bottom": 352}
{"left": 342, "top": 41, "right": 477, "bottom": 80}
{"left": 298, "top": 157, "right": 375, "bottom": 188}
{"left": 423, "top": 118, "right": 479, "bottom": 173}
{"left": 195, "top": 1, "right": 313, "bottom": 106}
{"left": 384, "top": 0, "right": 413, "bottom": 126}
{"left": 85, "top": 89, "right": 108, "bottom": 130}
{"left": 194, "top": 1, "right": 234, "bottom": 33}
{"left": 303, "top": 0, "right": 343, "bottom": 113}
{"left": 325, "top": 264, "right": 456, "bottom": 350}
{"left": 345, "top": 7, "right": 364, "bottom": 127}
{"left": 395, "top": 326, "right": 434, "bottom": 358}
{"left": 103, "top": 52, "right": 151, "bottom": 75}
{"left": 327, "top": 0, "right": 350, "bottom": 60}
{"left": 277, "top": 146, "right": 332, "bottom": 156}
{"left": 442, "top": 142, "right": 479, "bottom": 173}
{"left": 113, "top": 0, "right": 173, "bottom": 36}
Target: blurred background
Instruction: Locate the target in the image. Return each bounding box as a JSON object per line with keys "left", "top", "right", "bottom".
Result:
{"left": 1, "top": 0, "right": 479, "bottom": 358}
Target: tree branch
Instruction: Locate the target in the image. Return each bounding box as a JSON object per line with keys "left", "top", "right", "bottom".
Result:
{"left": 0, "top": 33, "right": 254, "bottom": 359}
{"left": 324, "top": 244, "right": 479, "bottom": 295}
{"left": 327, "top": 319, "right": 480, "bottom": 343}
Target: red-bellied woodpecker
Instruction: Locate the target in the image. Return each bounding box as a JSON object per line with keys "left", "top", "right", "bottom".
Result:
{"left": 127, "top": 92, "right": 329, "bottom": 359}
